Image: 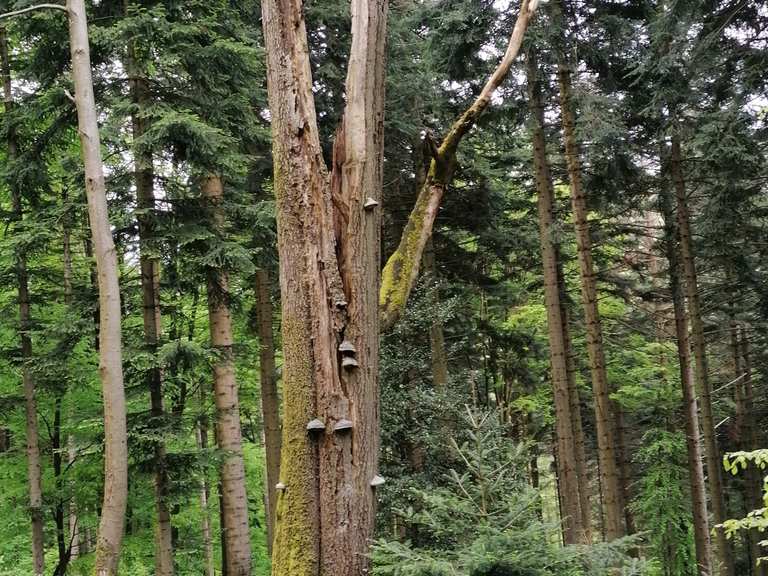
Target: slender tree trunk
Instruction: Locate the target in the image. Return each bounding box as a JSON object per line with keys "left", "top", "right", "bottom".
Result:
{"left": 124, "top": 16, "right": 174, "bottom": 573}
{"left": 556, "top": 53, "right": 624, "bottom": 542}
{"left": 659, "top": 175, "right": 712, "bottom": 576}
{"left": 613, "top": 402, "right": 635, "bottom": 534}
{"left": 62, "top": 190, "right": 81, "bottom": 562}
{"left": 196, "top": 387, "right": 215, "bottom": 576}
{"left": 738, "top": 327, "right": 768, "bottom": 576}
{"left": 423, "top": 239, "right": 449, "bottom": 391}
{"left": 67, "top": 1, "right": 129, "bottom": 573}
{"left": 202, "top": 175, "right": 251, "bottom": 576}
{"left": 559, "top": 262, "right": 592, "bottom": 540}
{"left": 53, "top": 397, "right": 68, "bottom": 575}
{"left": 525, "top": 53, "right": 586, "bottom": 545}
{"left": 1, "top": 25, "right": 45, "bottom": 575}
{"left": 254, "top": 269, "right": 281, "bottom": 554}
{"left": 669, "top": 134, "right": 735, "bottom": 576}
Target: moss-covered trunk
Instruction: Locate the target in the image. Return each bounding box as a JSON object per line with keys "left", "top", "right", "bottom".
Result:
{"left": 262, "top": 0, "right": 386, "bottom": 571}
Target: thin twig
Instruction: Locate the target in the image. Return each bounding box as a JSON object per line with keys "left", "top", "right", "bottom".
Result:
{"left": 0, "top": 3, "right": 67, "bottom": 21}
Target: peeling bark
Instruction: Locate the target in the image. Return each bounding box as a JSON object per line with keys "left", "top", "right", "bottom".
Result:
{"left": 262, "top": 0, "right": 386, "bottom": 570}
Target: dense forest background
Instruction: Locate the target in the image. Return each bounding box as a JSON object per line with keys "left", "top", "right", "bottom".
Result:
{"left": 0, "top": 0, "right": 766, "bottom": 575}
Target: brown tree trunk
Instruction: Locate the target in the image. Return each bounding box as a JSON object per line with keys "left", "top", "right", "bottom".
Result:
{"left": 124, "top": 15, "right": 175, "bottom": 573}
{"left": 202, "top": 175, "right": 251, "bottom": 576}
{"left": 254, "top": 268, "right": 281, "bottom": 553}
{"left": 1, "top": 25, "right": 45, "bottom": 575}
{"left": 613, "top": 402, "right": 635, "bottom": 534}
{"left": 738, "top": 327, "right": 768, "bottom": 576}
{"left": 62, "top": 189, "right": 81, "bottom": 562}
{"left": 559, "top": 262, "right": 592, "bottom": 540}
{"left": 423, "top": 239, "right": 449, "bottom": 391}
{"left": 525, "top": 53, "right": 586, "bottom": 545}
{"left": 67, "top": 1, "right": 129, "bottom": 573}
{"left": 196, "top": 384, "right": 216, "bottom": 576}
{"left": 669, "top": 135, "right": 735, "bottom": 576}
{"left": 556, "top": 54, "right": 624, "bottom": 542}
{"left": 262, "top": 0, "right": 387, "bottom": 570}
{"left": 659, "top": 175, "right": 713, "bottom": 576}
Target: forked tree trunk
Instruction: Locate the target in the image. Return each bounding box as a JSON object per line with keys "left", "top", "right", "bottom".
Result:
{"left": 669, "top": 135, "right": 735, "bottom": 576}
{"left": 125, "top": 14, "right": 175, "bottom": 573}
{"left": 202, "top": 175, "right": 251, "bottom": 575}
{"left": 254, "top": 268, "right": 281, "bottom": 553}
{"left": 68, "top": 1, "right": 129, "bottom": 573}
{"left": 556, "top": 52, "right": 624, "bottom": 542}
{"left": 262, "top": 0, "right": 386, "bottom": 570}
{"left": 659, "top": 176, "right": 712, "bottom": 576}
{"left": 0, "top": 26, "right": 45, "bottom": 575}
{"left": 525, "top": 53, "right": 586, "bottom": 545}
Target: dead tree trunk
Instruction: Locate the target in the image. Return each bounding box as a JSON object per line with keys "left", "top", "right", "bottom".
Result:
{"left": 379, "top": 0, "right": 539, "bottom": 330}
{"left": 68, "top": 1, "right": 129, "bottom": 573}
{"left": 0, "top": 26, "right": 45, "bottom": 575}
{"left": 262, "top": 0, "right": 386, "bottom": 570}
{"left": 669, "top": 134, "right": 735, "bottom": 576}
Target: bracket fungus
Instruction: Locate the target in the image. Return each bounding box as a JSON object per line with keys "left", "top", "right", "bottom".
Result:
{"left": 338, "top": 340, "right": 356, "bottom": 354}
{"left": 333, "top": 419, "right": 353, "bottom": 433}
{"left": 370, "top": 475, "right": 386, "bottom": 487}
{"left": 306, "top": 418, "right": 326, "bottom": 432}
